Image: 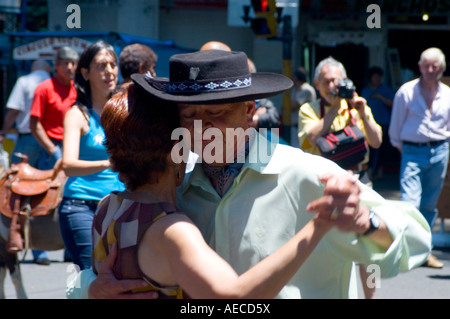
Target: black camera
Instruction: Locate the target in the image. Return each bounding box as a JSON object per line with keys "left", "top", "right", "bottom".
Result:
{"left": 331, "top": 78, "right": 356, "bottom": 99}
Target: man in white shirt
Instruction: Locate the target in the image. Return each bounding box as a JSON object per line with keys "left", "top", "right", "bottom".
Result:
{"left": 389, "top": 47, "right": 450, "bottom": 268}
{"left": 0, "top": 60, "right": 51, "bottom": 166}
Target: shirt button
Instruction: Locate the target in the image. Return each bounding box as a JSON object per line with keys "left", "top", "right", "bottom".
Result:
{"left": 255, "top": 228, "right": 264, "bottom": 238}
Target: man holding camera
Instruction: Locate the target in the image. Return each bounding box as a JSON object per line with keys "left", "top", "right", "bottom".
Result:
{"left": 298, "top": 57, "right": 383, "bottom": 299}
{"left": 298, "top": 56, "right": 382, "bottom": 186}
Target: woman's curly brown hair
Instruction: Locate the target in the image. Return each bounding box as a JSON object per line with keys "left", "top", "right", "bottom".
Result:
{"left": 101, "top": 83, "right": 180, "bottom": 191}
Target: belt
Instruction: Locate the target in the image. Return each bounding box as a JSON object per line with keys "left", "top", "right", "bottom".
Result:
{"left": 18, "top": 133, "right": 32, "bottom": 137}
{"left": 403, "top": 140, "right": 446, "bottom": 147}
{"left": 67, "top": 198, "right": 100, "bottom": 206}
{"left": 348, "top": 163, "right": 368, "bottom": 172}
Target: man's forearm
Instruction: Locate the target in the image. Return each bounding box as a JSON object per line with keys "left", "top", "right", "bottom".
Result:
{"left": 306, "top": 107, "right": 339, "bottom": 147}
{"left": 30, "top": 117, "right": 55, "bottom": 154}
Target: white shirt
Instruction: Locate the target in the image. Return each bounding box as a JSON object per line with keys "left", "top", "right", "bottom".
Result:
{"left": 6, "top": 70, "right": 50, "bottom": 134}
{"left": 389, "top": 78, "right": 450, "bottom": 148}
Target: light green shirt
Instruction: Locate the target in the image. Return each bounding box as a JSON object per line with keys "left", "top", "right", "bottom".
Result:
{"left": 67, "top": 129, "right": 431, "bottom": 299}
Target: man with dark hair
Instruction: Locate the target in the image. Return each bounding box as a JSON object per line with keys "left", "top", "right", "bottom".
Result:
{"left": 28, "top": 46, "right": 78, "bottom": 265}
{"left": 30, "top": 46, "right": 78, "bottom": 171}
{"left": 119, "top": 43, "right": 158, "bottom": 83}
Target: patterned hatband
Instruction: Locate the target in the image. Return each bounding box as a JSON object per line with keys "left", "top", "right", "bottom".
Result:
{"left": 144, "top": 72, "right": 252, "bottom": 94}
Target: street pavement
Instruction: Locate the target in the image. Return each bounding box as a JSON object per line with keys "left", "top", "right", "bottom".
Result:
{"left": 2, "top": 172, "right": 450, "bottom": 299}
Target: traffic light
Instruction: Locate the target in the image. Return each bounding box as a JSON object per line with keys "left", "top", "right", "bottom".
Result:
{"left": 250, "top": 0, "right": 278, "bottom": 38}
{"left": 251, "top": 0, "right": 273, "bottom": 12}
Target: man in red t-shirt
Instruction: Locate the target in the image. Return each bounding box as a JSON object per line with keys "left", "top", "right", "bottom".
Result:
{"left": 28, "top": 46, "right": 78, "bottom": 265}
{"left": 30, "top": 46, "right": 78, "bottom": 170}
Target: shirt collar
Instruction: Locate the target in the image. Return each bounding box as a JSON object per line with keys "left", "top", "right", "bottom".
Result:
{"left": 179, "top": 129, "right": 281, "bottom": 195}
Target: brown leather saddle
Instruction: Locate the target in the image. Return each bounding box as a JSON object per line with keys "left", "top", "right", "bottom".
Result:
{"left": 0, "top": 154, "right": 67, "bottom": 253}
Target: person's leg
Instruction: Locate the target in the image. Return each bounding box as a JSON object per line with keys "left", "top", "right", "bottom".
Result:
{"left": 420, "top": 142, "right": 449, "bottom": 229}
{"left": 32, "top": 250, "right": 50, "bottom": 265}
{"left": 59, "top": 198, "right": 95, "bottom": 270}
{"left": 399, "top": 145, "right": 423, "bottom": 210}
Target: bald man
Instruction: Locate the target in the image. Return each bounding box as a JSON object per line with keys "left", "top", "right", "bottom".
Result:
{"left": 200, "top": 41, "right": 231, "bottom": 51}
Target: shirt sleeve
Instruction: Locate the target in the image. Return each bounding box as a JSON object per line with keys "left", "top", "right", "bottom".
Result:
{"left": 389, "top": 86, "right": 408, "bottom": 148}
{"left": 298, "top": 102, "right": 321, "bottom": 154}
{"left": 29, "top": 83, "right": 47, "bottom": 120}
{"left": 350, "top": 183, "right": 431, "bottom": 277}
{"left": 6, "top": 77, "right": 26, "bottom": 112}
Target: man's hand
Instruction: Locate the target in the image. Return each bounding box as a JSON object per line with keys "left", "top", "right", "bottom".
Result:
{"left": 348, "top": 92, "right": 367, "bottom": 117}
{"left": 307, "top": 172, "right": 393, "bottom": 249}
{"left": 306, "top": 173, "right": 369, "bottom": 233}
{"left": 89, "top": 243, "right": 159, "bottom": 299}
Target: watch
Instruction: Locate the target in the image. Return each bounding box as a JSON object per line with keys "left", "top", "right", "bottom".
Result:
{"left": 363, "top": 210, "right": 380, "bottom": 236}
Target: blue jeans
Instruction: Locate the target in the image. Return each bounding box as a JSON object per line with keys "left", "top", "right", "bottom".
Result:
{"left": 400, "top": 141, "right": 449, "bottom": 229}
{"left": 59, "top": 198, "right": 98, "bottom": 270}
{"left": 11, "top": 134, "right": 44, "bottom": 166}
{"left": 37, "top": 140, "right": 62, "bottom": 170}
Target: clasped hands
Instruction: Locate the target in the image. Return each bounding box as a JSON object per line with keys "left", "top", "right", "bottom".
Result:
{"left": 307, "top": 172, "right": 371, "bottom": 235}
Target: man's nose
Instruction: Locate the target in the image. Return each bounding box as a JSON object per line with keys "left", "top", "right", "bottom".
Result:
{"left": 329, "top": 79, "right": 338, "bottom": 89}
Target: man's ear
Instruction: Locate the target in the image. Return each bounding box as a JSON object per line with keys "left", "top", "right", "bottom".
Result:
{"left": 245, "top": 100, "right": 256, "bottom": 119}
{"left": 313, "top": 78, "right": 319, "bottom": 90}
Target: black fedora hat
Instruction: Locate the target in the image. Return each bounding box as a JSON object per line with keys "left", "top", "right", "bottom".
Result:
{"left": 131, "top": 50, "right": 293, "bottom": 104}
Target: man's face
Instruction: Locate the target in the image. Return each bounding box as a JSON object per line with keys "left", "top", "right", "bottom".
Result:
{"left": 314, "top": 64, "right": 343, "bottom": 103}
{"left": 419, "top": 58, "right": 444, "bottom": 82}
{"left": 55, "top": 58, "right": 77, "bottom": 85}
{"left": 370, "top": 73, "right": 383, "bottom": 88}
{"left": 178, "top": 101, "right": 254, "bottom": 166}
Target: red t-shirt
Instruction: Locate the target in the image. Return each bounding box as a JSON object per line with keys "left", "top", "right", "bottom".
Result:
{"left": 30, "top": 77, "right": 77, "bottom": 140}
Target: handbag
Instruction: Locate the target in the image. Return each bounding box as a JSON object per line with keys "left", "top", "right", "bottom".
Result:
{"left": 316, "top": 102, "right": 368, "bottom": 170}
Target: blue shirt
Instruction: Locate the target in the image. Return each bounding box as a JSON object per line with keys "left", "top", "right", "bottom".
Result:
{"left": 360, "top": 84, "right": 394, "bottom": 126}
{"left": 64, "top": 109, "right": 124, "bottom": 201}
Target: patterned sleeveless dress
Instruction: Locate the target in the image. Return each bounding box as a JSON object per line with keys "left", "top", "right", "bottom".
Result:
{"left": 92, "top": 192, "right": 185, "bottom": 299}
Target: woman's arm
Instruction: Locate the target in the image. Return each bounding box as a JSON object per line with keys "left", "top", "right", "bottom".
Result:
{"left": 62, "top": 106, "right": 110, "bottom": 176}
{"left": 141, "top": 213, "right": 331, "bottom": 299}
